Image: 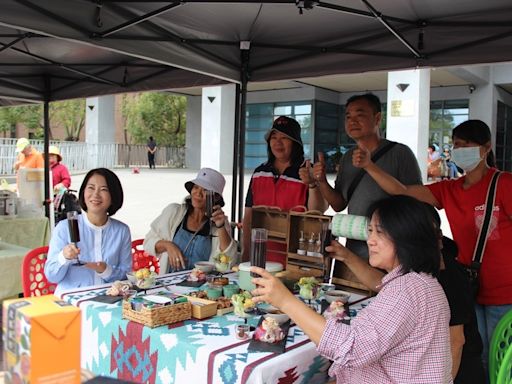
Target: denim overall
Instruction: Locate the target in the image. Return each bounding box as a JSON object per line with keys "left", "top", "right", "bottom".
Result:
{"left": 171, "top": 217, "right": 212, "bottom": 271}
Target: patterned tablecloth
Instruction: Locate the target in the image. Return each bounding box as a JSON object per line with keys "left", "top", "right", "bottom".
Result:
{"left": 58, "top": 271, "right": 335, "bottom": 384}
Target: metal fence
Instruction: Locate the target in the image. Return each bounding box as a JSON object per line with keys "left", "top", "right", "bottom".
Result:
{"left": 0, "top": 138, "right": 185, "bottom": 175}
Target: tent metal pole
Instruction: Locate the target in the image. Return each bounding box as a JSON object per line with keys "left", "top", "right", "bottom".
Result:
{"left": 43, "top": 76, "right": 51, "bottom": 219}
{"left": 237, "top": 48, "right": 250, "bottom": 226}
{"left": 230, "top": 83, "right": 241, "bottom": 227}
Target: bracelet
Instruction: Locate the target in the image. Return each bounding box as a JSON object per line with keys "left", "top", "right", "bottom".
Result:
{"left": 309, "top": 182, "right": 318, "bottom": 189}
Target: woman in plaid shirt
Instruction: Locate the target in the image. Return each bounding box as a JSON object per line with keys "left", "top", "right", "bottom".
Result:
{"left": 251, "top": 195, "right": 452, "bottom": 383}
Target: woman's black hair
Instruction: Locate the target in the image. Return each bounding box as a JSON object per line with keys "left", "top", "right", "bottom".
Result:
{"left": 452, "top": 119, "right": 496, "bottom": 167}
{"left": 79, "top": 168, "right": 124, "bottom": 216}
{"left": 266, "top": 139, "right": 304, "bottom": 166}
{"left": 367, "top": 195, "right": 440, "bottom": 277}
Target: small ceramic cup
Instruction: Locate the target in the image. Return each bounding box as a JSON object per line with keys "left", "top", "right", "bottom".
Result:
{"left": 206, "top": 286, "right": 222, "bottom": 300}
{"left": 223, "top": 284, "right": 240, "bottom": 298}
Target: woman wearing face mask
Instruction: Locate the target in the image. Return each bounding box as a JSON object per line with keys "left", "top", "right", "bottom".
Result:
{"left": 351, "top": 119, "right": 512, "bottom": 374}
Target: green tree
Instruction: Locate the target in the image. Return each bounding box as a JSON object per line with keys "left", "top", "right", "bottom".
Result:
{"left": 0, "top": 106, "right": 26, "bottom": 138}
{"left": 51, "top": 99, "right": 85, "bottom": 141}
{"left": 0, "top": 104, "right": 47, "bottom": 139}
{"left": 121, "top": 92, "right": 186, "bottom": 146}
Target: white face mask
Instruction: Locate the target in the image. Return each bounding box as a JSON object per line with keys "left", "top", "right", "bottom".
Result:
{"left": 451, "top": 146, "right": 482, "bottom": 172}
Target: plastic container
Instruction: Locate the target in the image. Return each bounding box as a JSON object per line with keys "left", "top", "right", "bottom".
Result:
{"left": 238, "top": 261, "right": 283, "bottom": 291}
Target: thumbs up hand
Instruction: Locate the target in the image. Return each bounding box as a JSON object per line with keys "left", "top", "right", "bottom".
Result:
{"left": 299, "top": 159, "right": 315, "bottom": 185}
{"left": 312, "top": 152, "right": 327, "bottom": 184}
{"left": 352, "top": 144, "right": 372, "bottom": 169}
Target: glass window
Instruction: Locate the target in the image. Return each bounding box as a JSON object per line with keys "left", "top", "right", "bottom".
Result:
{"left": 245, "top": 101, "right": 313, "bottom": 169}
{"left": 274, "top": 105, "right": 292, "bottom": 115}
{"left": 429, "top": 99, "right": 469, "bottom": 147}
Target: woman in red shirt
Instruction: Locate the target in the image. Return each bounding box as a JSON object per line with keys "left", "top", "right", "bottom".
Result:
{"left": 354, "top": 119, "right": 512, "bottom": 375}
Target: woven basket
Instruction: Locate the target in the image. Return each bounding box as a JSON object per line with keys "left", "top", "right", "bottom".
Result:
{"left": 122, "top": 300, "right": 191, "bottom": 328}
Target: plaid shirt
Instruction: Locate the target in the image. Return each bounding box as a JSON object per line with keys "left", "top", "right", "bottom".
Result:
{"left": 318, "top": 267, "right": 452, "bottom": 383}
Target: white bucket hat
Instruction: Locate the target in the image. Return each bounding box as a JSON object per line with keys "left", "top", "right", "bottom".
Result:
{"left": 185, "top": 168, "right": 225, "bottom": 206}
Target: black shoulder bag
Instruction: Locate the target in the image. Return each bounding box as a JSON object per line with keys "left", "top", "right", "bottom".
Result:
{"left": 464, "top": 170, "right": 501, "bottom": 298}
{"left": 346, "top": 141, "right": 397, "bottom": 203}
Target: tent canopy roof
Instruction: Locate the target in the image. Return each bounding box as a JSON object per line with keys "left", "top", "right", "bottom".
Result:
{"left": 1, "top": 0, "right": 512, "bottom": 104}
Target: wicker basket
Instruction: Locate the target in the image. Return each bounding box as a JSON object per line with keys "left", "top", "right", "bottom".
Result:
{"left": 122, "top": 300, "right": 191, "bottom": 328}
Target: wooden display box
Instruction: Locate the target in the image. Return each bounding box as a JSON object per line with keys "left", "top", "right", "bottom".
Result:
{"left": 251, "top": 206, "right": 288, "bottom": 241}
{"left": 286, "top": 211, "right": 330, "bottom": 280}
{"left": 251, "top": 207, "right": 372, "bottom": 294}
{"left": 185, "top": 296, "right": 218, "bottom": 319}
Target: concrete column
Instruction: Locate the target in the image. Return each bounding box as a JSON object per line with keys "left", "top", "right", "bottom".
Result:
{"left": 386, "top": 69, "right": 431, "bottom": 181}
{"left": 85, "top": 95, "right": 115, "bottom": 169}
{"left": 185, "top": 95, "right": 202, "bottom": 169}
{"left": 201, "top": 84, "right": 236, "bottom": 173}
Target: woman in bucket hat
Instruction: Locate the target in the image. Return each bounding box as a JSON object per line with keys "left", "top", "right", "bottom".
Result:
{"left": 242, "top": 116, "right": 326, "bottom": 266}
{"left": 45, "top": 145, "right": 71, "bottom": 193}
{"left": 144, "top": 168, "right": 237, "bottom": 273}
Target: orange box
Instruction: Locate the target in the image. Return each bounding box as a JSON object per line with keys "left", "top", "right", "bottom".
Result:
{"left": 2, "top": 295, "right": 81, "bottom": 384}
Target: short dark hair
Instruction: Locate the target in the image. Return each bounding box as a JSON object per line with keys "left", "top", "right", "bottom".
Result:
{"left": 452, "top": 119, "right": 495, "bottom": 167}
{"left": 79, "top": 168, "right": 124, "bottom": 216}
{"left": 367, "top": 195, "right": 440, "bottom": 276}
{"left": 346, "top": 93, "right": 382, "bottom": 114}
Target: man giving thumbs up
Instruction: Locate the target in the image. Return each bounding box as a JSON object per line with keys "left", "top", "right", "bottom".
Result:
{"left": 312, "top": 93, "right": 422, "bottom": 262}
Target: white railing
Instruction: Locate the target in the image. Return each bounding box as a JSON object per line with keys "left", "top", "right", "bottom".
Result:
{"left": 0, "top": 138, "right": 185, "bottom": 175}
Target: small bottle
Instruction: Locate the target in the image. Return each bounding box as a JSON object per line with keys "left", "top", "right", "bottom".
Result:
{"left": 315, "top": 236, "right": 322, "bottom": 257}
{"left": 297, "top": 231, "right": 306, "bottom": 255}
{"left": 306, "top": 233, "right": 316, "bottom": 256}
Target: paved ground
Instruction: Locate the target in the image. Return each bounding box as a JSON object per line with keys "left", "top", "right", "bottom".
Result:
{"left": 70, "top": 167, "right": 452, "bottom": 241}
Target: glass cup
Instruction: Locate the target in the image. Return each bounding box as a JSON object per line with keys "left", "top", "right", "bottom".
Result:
{"left": 234, "top": 324, "right": 251, "bottom": 340}
{"left": 205, "top": 190, "right": 214, "bottom": 218}
{"left": 250, "top": 228, "right": 267, "bottom": 277}
{"left": 67, "top": 211, "right": 83, "bottom": 266}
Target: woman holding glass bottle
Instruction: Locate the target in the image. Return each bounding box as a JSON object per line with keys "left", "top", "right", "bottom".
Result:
{"left": 144, "top": 168, "right": 237, "bottom": 273}
{"left": 45, "top": 168, "right": 132, "bottom": 295}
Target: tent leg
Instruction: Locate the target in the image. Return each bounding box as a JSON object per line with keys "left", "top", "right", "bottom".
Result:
{"left": 231, "top": 83, "right": 241, "bottom": 227}
{"left": 43, "top": 77, "right": 51, "bottom": 219}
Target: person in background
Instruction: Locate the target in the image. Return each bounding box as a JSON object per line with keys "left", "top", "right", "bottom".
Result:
{"left": 242, "top": 116, "right": 327, "bottom": 265}
{"left": 305, "top": 93, "right": 422, "bottom": 276}
{"left": 441, "top": 146, "right": 460, "bottom": 179}
{"left": 251, "top": 195, "right": 452, "bottom": 384}
{"left": 147, "top": 136, "right": 157, "bottom": 169}
{"left": 45, "top": 168, "right": 131, "bottom": 296}
{"left": 353, "top": 119, "right": 512, "bottom": 375}
{"left": 327, "top": 204, "right": 484, "bottom": 383}
{"left": 144, "top": 168, "right": 237, "bottom": 273}
{"left": 45, "top": 145, "right": 71, "bottom": 193}
{"left": 13, "top": 137, "right": 44, "bottom": 171}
